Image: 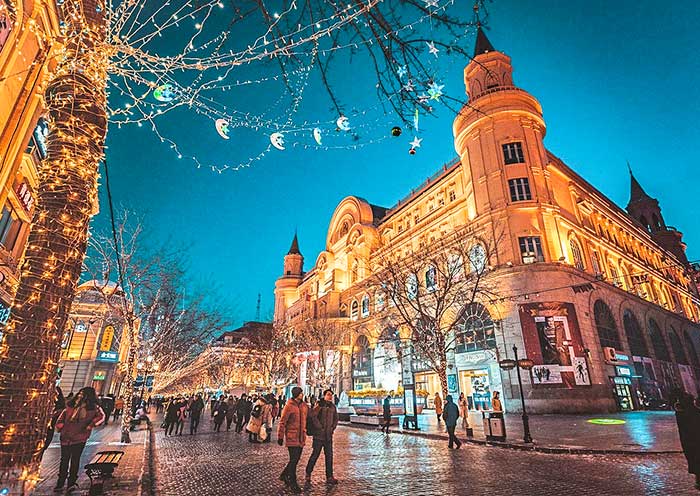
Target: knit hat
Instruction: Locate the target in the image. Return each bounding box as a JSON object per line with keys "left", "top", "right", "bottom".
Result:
{"left": 291, "top": 386, "right": 303, "bottom": 399}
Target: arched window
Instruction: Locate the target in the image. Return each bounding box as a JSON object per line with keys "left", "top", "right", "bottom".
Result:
{"left": 569, "top": 238, "right": 585, "bottom": 270}
{"left": 593, "top": 300, "right": 622, "bottom": 350}
{"left": 425, "top": 265, "right": 437, "bottom": 292}
{"left": 648, "top": 318, "right": 670, "bottom": 361}
{"left": 668, "top": 327, "right": 688, "bottom": 365}
{"left": 353, "top": 335, "right": 372, "bottom": 377}
{"left": 683, "top": 330, "right": 700, "bottom": 368}
{"left": 623, "top": 310, "right": 649, "bottom": 357}
{"left": 375, "top": 292, "right": 385, "bottom": 312}
{"left": 590, "top": 251, "right": 602, "bottom": 276}
{"left": 361, "top": 294, "right": 370, "bottom": 318}
{"left": 447, "top": 253, "right": 465, "bottom": 280}
{"left": 469, "top": 244, "right": 487, "bottom": 274}
{"left": 350, "top": 300, "right": 359, "bottom": 321}
{"left": 406, "top": 273, "right": 418, "bottom": 300}
{"left": 455, "top": 303, "right": 496, "bottom": 353}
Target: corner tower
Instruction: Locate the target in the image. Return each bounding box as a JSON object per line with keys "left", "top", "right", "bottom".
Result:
{"left": 274, "top": 233, "right": 305, "bottom": 322}
{"left": 453, "top": 27, "right": 556, "bottom": 263}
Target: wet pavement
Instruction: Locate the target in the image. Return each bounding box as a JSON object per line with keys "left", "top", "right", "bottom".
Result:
{"left": 154, "top": 415, "right": 696, "bottom": 496}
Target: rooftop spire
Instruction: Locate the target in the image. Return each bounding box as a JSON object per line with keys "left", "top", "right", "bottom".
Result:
{"left": 627, "top": 162, "right": 653, "bottom": 204}
{"left": 287, "top": 231, "right": 301, "bottom": 255}
{"left": 474, "top": 25, "right": 495, "bottom": 57}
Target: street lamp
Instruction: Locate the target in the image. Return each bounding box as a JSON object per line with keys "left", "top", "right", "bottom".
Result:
{"left": 136, "top": 355, "right": 159, "bottom": 406}
{"left": 498, "top": 345, "right": 534, "bottom": 444}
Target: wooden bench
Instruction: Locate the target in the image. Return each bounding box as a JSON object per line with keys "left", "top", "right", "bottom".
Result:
{"left": 84, "top": 450, "right": 124, "bottom": 495}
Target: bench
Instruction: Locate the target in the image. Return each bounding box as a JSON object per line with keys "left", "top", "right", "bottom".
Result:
{"left": 85, "top": 450, "right": 124, "bottom": 495}
{"left": 349, "top": 414, "right": 399, "bottom": 426}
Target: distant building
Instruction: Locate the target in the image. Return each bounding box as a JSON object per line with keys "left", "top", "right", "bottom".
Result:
{"left": 59, "top": 280, "right": 136, "bottom": 395}
{"left": 274, "top": 28, "right": 700, "bottom": 413}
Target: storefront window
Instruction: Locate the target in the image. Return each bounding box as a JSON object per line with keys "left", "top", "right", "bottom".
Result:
{"left": 455, "top": 303, "right": 496, "bottom": 354}
{"left": 593, "top": 300, "right": 621, "bottom": 350}
{"left": 352, "top": 335, "right": 373, "bottom": 388}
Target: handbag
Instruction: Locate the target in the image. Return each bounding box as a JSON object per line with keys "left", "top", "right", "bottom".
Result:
{"left": 259, "top": 425, "right": 268, "bottom": 441}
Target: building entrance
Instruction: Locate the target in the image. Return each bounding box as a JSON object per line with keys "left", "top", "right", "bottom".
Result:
{"left": 458, "top": 369, "right": 491, "bottom": 410}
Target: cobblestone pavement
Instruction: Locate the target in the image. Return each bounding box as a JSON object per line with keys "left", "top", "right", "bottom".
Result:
{"left": 154, "top": 416, "right": 697, "bottom": 496}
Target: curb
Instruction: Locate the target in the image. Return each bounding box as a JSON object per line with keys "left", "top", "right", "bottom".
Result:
{"left": 340, "top": 422, "right": 683, "bottom": 456}
{"left": 137, "top": 423, "right": 156, "bottom": 496}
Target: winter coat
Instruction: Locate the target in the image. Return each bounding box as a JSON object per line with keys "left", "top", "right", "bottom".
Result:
{"left": 278, "top": 398, "right": 309, "bottom": 447}
{"left": 189, "top": 398, "right": 205, "bottom": 419}
{"left": 310, "top": 399, "right": 338, "bottom": 442}
{"left": 247, "top": 400, "right": 272, "bottom": 434}
{"left": 442, "top": 399, "right": 459, "bottom": 427}
{"left": 676, "top": 404, "right": 700, "bottom": 475}
{"left": 382, "top": 398, "right": 392, "bottom": 420}
{"left": 225, "top": 400, "right": 237, "bottom": 420}
{"left": 213, "top": 401, "right": 228, "bottom": 421}
{"left": 56, "top": 405, "right": 105, "bottom": 446}
{"left": 492, "top": 397, "right": 503, "bottom": 412}
{"left": 434, "top": 395, "right": 443, "bottom": 415}
{"left": 165, "top": 401, "right": 180, "bottom": 422}
{"left": 177, "top": 403, "right": 187, "bottom": 421}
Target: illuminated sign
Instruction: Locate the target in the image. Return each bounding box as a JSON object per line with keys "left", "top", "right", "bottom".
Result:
{"left": 615, "top": 365, "right": 632, "bottom": 377}
{"left": 615, "top": 353, "right": 629, "bottom": 362}
{"left": 15, "top": 182, "right": 34, "bottom": 213}
{"left": 97, "top": 350, "right": 118, "bottom": 362}
{"left": 99, "top": 325, "right": 115, "bottom": 351}
{"left": 74, "top": 322, "right": 87, "bottom": 333}
{"left": 612, "top": 376, "right": 631, "bottom": 385}
{"left": 352, "top": 369, "right": 370, "bottom": 377}
{"left": 93, "top": 371, "right": 106, "bottom": 381}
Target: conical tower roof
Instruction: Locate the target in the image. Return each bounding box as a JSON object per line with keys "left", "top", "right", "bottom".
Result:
{"left": 474, "top": 25, "right": 495, "bottom": 57}
{"left": 287, "top": 232, "right": 301, "bottom": 255}
{"left": 627, "top": 164, "right": 654, "bottom": 205}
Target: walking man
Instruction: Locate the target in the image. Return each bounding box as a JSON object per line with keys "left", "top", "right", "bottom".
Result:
{"left": 278, "top": 386, "right": 308, "bottom": 494}
{"left": 235, "top": 393, "right": 249, "bottom": 433}
{"left": 189, "top": 393, "right": 205, "bottom": 435}
{"left": 442, "top": 394, "right": 462, "bottom": 449}
{"left": 380, "top": 394, "right": 392, "bottom": 434}
{"left": 305, "top": 389, "right": 339, "bottom": 485}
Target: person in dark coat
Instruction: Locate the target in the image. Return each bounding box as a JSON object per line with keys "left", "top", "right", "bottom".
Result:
{"left": 225, "top": 396, "right": 238, "bottom": 431}
{"left": 235, "top": 393, "right": 249, "bottom": 433}
{"left": 164, "top": 397, "right": 181, "bottom": 436}
{"left": 305, "top": 389, "right": 339, "bottom": 485}
{"left": 189, "top": 393, "right": 205, "bottom": 435}
{"left": 381, "top": 395, "right": 392, "bottom": 433}
{"left": 41, "top": 386, "right": 65, "bottom": 460}
{"left": 674, "top": 391, "right": 700, "bottom": 490}
{"left": 442, "top": 394, "right": 462, "bottom": 449}
{"left": 213, "top": 395, "right": 228, "bottom": 432}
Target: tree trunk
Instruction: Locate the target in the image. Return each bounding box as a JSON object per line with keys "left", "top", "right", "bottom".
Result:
{"left": 0, "top": 1, "right": 107, "bottom": 490}
{"left": 437, "top": 365, "right": 449, "bottom": 400}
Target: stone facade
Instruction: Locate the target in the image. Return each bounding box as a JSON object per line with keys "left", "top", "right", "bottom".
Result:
{"left": 273, "top": 29, "right": 700, "bottom": 414}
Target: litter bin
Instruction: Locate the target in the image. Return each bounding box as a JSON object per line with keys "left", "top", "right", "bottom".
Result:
{"left": 482, "top": 410, "right": 506, "bottom": 442}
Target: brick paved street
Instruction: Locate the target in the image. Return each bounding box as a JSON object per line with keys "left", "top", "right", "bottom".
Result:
{"left": 154, "top": 416, "right": 698, "bottom": 496}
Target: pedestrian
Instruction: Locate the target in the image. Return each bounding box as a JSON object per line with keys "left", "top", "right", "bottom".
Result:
{"left": 246, "top": 395, "right": 267, "bottom": 442}
{"left": 99, "top": 395, "right": 114, "bottom": 425}
{"left": 305, "top": 389, "right": 339, "bottom": 485}
{"left": 262, "top": 394, "right": 275, "bottom": 442}
{"left": 164, "top": 397, "right": 181, "bottom": 436}
{"left": 213, "top": 395, "right": 228, "bottom": 432}
{"left": 210, "top": 396, "right": 218, "bottom": 418}
{"left": 53, "top": 387, "right": 105, "bottom": 493}
{"left": 673, "top": 390, "right": 700, "bottom": 490}
{"left": 277, "top": 394, "right": 285, "bottom": 419}
{"left": 270, "top": 395, "right": 279, "bottom": 423}
{"left": 492, "top": 391, "right": 503, "bottom": 412}
{"left": 189, "top": 393, "right": 205, "bottom": 435}
{"left": 235, "top": 393, "right": 249, "bottom": 433}
{"left": 41, "top": 386, "right": 65, "bottom": 460}
{"left": 458, "top": 392, "right": 470, "bottom": 429}
{"left": 225, "top": 396, "right": 237, "bottom": 431}
{"left": 113, "top": 397, "right": 124, "bottom": 421}
{"left": 278, "top": 386, "right": 309, "bottom": 494}
{"left": 175, "top": 397, "right": 187, "bottom": 435}
{"left": 380, "top": 394, "right": 392, "bottom": 434}
{"left": 434, "top": 392, "right": 443, "bottom": 422}
{"left": 442, "top": 394, "right": 462, "bottom": 449}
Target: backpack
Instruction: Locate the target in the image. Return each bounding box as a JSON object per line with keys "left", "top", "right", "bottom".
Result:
{"left": 251, "top": 404, "right": 262, "bottom": 418}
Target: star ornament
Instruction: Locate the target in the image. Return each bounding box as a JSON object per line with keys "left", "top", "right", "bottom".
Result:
{"left": 427, "top": 82, "right": 444, "bottom": 101}
{"left": 424, "top": 0, "right": 439, "bottom": 7}
{"left": 426, "top": 41, "right": 439, "bottom": 58}
{"left": 403, "top": 80, "right": 415, "bottom": 92}
{"left": 397, "top": 65, "right": 407, "bottom": 79}
{"left": 410, "top": 136, "right": 423, "bottom": 149}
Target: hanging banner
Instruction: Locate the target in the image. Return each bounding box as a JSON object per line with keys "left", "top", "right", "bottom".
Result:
{"left": 99, "top": 325, "right": 115, "bottom": 351}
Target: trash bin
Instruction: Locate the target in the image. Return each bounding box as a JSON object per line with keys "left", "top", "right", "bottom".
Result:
{"left": 482, "top": 410, "right": 506, "bottom": 442}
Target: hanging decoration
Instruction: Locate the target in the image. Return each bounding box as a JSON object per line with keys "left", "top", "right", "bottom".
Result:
{"left": 336, "top": 115, "right": 351, "bottom": 131}
{"left": 270, "top": 132, "right": 286, "bottom": 150}
{"left": 215, "top": 119, "right": 230, "bottom": 139}
{"left": 313, "top": 128, "right": 323, "bottom": 145}
{"left": 391, "top": 126, "right": 402, "bottom": 137}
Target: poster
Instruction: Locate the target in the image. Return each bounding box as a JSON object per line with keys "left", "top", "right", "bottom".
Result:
{"left": 531, "top": 365, "right": 562, "bottom": 384}
{"left": 404, "top": 388, "right": 415, "bottom": 417}
{"left": 100, "top": 325, "right": 115, "bottom": 351}
{"left": 573, "top": 357, "right": 591, "bottom": 385}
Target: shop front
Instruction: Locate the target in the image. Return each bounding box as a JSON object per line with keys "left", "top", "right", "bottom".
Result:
{"left": 352, "top": 335, "right": 373, "bottom": 390}
{"left": 454, "top": 350, "right": 501, "bottom": 411}
{"left": 610, "top": 362, "right": 634, "bottom": 411}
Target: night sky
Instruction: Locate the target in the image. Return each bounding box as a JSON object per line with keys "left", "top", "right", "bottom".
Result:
{"left": 93, "top": 0, "right": 700, "bottom": 325}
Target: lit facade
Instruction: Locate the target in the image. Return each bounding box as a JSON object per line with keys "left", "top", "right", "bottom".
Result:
{"left": 274, "top": 29, "right": 700, "bottom": 413}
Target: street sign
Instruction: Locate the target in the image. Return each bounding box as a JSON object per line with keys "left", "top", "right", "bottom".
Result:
{"left": 498, "top": 359, "right": 516, "bottom": 370}
{"left": 517, "top": 359, "right": 535, "bottom": 370}
{"left": 96, "top": 350, "right": 118, "bottom": 362}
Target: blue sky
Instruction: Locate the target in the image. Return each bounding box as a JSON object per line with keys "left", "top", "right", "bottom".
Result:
{"left": 96, "top": 0, "right": 700, "bottom": 325}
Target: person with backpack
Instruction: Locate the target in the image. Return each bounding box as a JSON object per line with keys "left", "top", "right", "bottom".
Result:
{"left": 278, "top": 387, "right": 309, "bottom": 494}
{"left": 188, "top": 393, "right": 205, "bottom": 435}
{"left": 53, "top": 387, "right": 105, "bottom": 493}
{"left": 305, "top": 389, "right": 339, "bottom": 485}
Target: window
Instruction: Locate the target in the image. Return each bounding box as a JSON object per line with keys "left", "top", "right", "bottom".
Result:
{"left": 569, "top": 239, "right": 585, "bottom": 271}
{"left": 406, "top": 274, "right": 418, "bottom": 300}
{"left": 0, "top": 206, "right": 21, "bottom": 250}
{"left": 648, "top": 318, "right": 670, "bottom": 361}
{"left": 502, "top": 142, "right": 525, "bottom": 164}
{"left": 350, "top": 300, "right": 359, "bottom": 321}
{"left": 668, "top": 327, "right": 688, "bottom": 365}
{"left": 375, "top": 292, "right": 385, "bottom": 312}
{"left": 508, "top": 178, "right": 532, "bottom": 202}
{"left": 0, "top": 10, "right": 12, "bottom": 53}
{"left": 447, "top": 253, "right": 464, "bottom": 281}
{"left": 469, "top": 244, "right": 487, "bottom": 274}
{"left": 455, "top": 303, "right": 496, "bottom": 353}
{"left": 591, "top": 251, "right": 602, "bottom": 276}
{"left": 425, "top": 266, "right": 437, "bottom": 292}
{"left": 438, "top": 197, "right": 445, "bottom": 207}
{"left": 593, "top": 300, "right": 622, "bottom": 350}
{"left": 351, "top": 260, "right": 359, "bottom": 283}
{"left": 609, "top": 264, "right": 620, "bottom": 286}
{"left": 623, "top": 310, "right": 649, "bottom": 357}
{"left": 683, "top": 330, "right": 700, "bottom": 368}
{"left": 361, "top": 295, "right": 370, "bottom": 318}
{"left": 519, "top": 236, "right": 544, "bottom": 263}
{"left": 448, "top": 190, "right": 456, "bottom": 202}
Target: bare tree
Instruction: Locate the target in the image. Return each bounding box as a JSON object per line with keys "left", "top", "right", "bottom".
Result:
{"left": 365, "top": 225, "right": 502, "bottom": 398}
{"left": 298, "top": 317, "right": 351, "bottom": 394}
{"left": 239, "top": 322, "right": 299, "bottom": 391}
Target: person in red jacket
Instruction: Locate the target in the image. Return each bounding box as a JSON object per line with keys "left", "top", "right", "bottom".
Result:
{"left": 277, "top": 386, "right": 308, "bottom": 494}
{"left": 54, "top": 386, "right": 105, "bottom": 493}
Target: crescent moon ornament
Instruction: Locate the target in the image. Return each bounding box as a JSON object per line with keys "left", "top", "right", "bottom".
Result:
{"left": 313, "top": 128, "right": 322, "bottom": 145}
{"left": 215, "top": 119, "right": 230, "bottom": 140}
{"left": 153, "top": 83, "right": 175, "bottom": 102}
{"left": 336, "top": 115, "right": 351, "bottom": 131}
{"left": 270, "top": 132, "right": 285, "bottom": 150}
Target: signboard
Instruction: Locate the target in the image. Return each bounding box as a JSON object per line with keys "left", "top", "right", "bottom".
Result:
{"left": 74, "top": 322, "right": 87, "bottom": 333}
{"left": 612, "top": 376, "right": 631, "bottom": 385}
{"left": 615, "top": 365, "right": 632, "bottom": 377}
{"left": 447, "top": 374, "right": 458, "bottom": 393}
{"left": 99, "top": 325, "right": 115, "bottom": 351}
{"left": 93, "top": 371, "right": 106, "bottom": 381}
{"left": 404, "top": 388, "right": 415, "bottom": 417}
{"left": 574, "top": 357, "right": 591, "bottom": 385}
{"left": 96, "top": 350, "right": 118, "bottom": 362}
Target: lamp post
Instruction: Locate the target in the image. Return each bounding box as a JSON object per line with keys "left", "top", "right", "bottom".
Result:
{"left": 498, "top": 345, "right": 534, "bottom": 444}
{"left": 136, "top": 355, "right": 159, "bottom": 406}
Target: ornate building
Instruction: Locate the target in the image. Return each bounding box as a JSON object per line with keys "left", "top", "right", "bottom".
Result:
{"left": 274, "top": 28, "right": 700, "bottom": 413}
{"left": 0, "top": 0, "right": 61, "bottom": 321}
